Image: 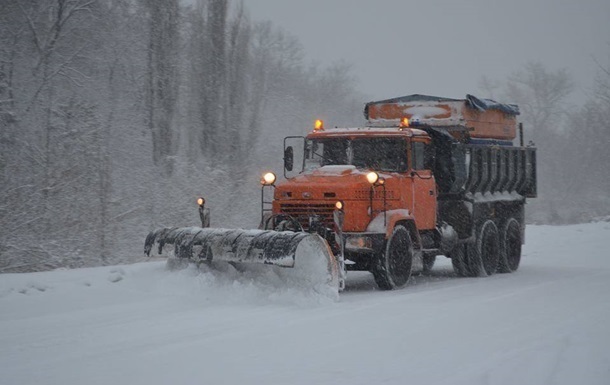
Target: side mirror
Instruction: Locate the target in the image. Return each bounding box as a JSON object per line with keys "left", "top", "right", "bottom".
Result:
{"left": 284, "top": 146, "right": 294, "bottom": 172}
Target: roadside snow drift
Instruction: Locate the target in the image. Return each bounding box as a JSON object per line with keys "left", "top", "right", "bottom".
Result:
{"left": 1, "top": 222, "right": 610, "bottom": 385}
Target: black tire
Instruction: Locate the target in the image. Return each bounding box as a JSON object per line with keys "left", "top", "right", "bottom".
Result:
{"left": 497, "top": 218, "right": 522, "bottom": 273}
{"left": 449, "top": 243, "right": 471, "bottom": 277}
{"left": 373, "top": 225, "right": 413, "bottom": 290}
{"left": 423, "top": 255, "right": 436, "bottom": 274}
{"left": 467, "top": 220, "right": 500, "bottom": 277}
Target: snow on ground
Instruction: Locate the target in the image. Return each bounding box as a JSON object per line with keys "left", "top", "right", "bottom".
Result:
{"left": 1, "top": 222, "right": 610, "bottom": 385}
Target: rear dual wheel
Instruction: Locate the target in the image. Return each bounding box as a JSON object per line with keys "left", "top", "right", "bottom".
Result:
{"left": 451, "top": 220, "right": 499, "bottom": 277}
{"left": 373, "top": 225, "right": 413, "bottom": 290}
{"left": 497, "top": 218, "right": 522, "bottom": 273}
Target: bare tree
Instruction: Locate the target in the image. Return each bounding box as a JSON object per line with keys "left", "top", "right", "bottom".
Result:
{"left": 0, "top": 0, "right": 107, "bottom": 269}
{"left": 201, "top": 0, "right": 228, "bottom": 162}
{"left": 505, "top": 62, "right": 573, "bottom": 141}
{"left": 226, "top": 1, "right": 250, "bottom": 161}
{"left": 478, "top": 75, "right": 501, "bottom": 100}
{"left": 145, "top": 0, "right": 180, "bottom": 176}
{"left": 0, "top": 0, "right": 368, "bottom": 271}
{"left": 477, "top": 63, "right": 575, "bottom": 223}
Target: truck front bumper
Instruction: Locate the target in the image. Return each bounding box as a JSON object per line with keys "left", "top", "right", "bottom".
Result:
{"left": 342, "top": 232, "right": 386, "bottom": 271}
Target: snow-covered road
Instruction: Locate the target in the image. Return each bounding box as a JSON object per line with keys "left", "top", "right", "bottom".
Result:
{"left": 2, "top": 223, "right": 609, "bottom": 385}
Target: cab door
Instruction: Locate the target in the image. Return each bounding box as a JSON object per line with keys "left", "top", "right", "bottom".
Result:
{"left": 410, "top": 140, "right": 437, "bottom": 230}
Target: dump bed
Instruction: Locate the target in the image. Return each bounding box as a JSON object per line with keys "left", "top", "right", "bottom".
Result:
{"left": 460, "top": 144, "right": 536, "bottom": 198}
{"left": 419, "top": 124, "right": 536, "bottom": 199}
{"left": 364, "top": 94, "right": 519, "bottom": 141}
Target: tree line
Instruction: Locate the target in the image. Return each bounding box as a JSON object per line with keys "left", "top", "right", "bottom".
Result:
{"left": 479, "top": 61, "right": 610, "bottom": 224}
{"left": 0, "top": 0, "right": 363, "bottom": 272}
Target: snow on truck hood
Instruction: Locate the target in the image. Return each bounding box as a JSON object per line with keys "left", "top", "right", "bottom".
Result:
{"left": 286, "top": 165, "right": 378, "bottom": 185}
{"left": 275, "top": 166, "right": 377, "bottom": 195}
{"left": 311, "top": 165, "right": 360, "bottom": 175}
{"left": 280, "top": 165, "right": 380, "bottom": 187}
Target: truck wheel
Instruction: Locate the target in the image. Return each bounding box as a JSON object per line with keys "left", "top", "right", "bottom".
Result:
{"left": 373, "top": 225, "right": 413, "bottom": 290}
{"left": 449, "top": 243, "right": 471, "bottom": 277}
{"left": 423, "top": 255, "right": 436, "bottom": 274}
{"left": 497, "top": 218, "right": 522, "bottom": 273}
{"left": 467, "top": 220, "right": 500, "bottom": 277}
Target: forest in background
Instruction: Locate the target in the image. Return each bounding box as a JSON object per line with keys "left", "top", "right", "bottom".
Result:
{"left": 479, "top": 61, "right": 610, "bottom": 225}
{"left": 1, "top": 0, "right": 609, "bottom": 272}
{"left": 0, "top": 0, "right": 364, "bottom": 271}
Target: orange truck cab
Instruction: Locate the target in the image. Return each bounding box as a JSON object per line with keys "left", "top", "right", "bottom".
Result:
{"left": 263, "top": 94, "right": 537, "bottom": 290}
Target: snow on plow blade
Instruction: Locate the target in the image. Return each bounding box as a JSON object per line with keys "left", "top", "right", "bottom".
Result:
{"left": 144, "top": 227, "right": 340, "bottom": 294}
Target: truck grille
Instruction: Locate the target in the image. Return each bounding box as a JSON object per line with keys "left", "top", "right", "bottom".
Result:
{"left": 279, "top": 203, "right": 335, "bottom": 230}
{"left": 354, "top": 189, "right": 396, "bottom": 200}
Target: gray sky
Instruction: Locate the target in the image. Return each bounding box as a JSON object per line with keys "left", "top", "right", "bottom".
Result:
{"left": 242, "top": 0, "right": 610, "bottom": 102}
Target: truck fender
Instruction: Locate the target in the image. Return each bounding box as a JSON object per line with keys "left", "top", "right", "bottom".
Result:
{"left": 366, "top": 209, "right": 421, "bottom": 249}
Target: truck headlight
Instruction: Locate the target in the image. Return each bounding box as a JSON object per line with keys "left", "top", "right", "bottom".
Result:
{"left": 366, "top": 172, "right": 379, "bottom": 184}
{"left": 261, "top": 172, "right": 276, "bottom": 186}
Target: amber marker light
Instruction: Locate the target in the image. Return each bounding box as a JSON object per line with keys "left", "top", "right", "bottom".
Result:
{"left": 261, "top": 172, "right": 276, "bottom": 186}
{"left": 314, "top": 119, "right": 324, "bottom": 131}
{"left": 399, "top": 117, "right": 410, "bottom": 130}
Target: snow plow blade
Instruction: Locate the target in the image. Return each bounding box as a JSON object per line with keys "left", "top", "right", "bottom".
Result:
{"left": 144, "top": 227, "right": 340, "bottom": 293}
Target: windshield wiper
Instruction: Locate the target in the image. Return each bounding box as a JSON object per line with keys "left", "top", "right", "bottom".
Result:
{"left": 313, "top": 151, "right": 345, "bottom": 165}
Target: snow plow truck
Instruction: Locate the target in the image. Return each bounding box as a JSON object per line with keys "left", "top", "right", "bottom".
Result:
{"left": 145, "top": 94, "right": 537, "bottom": 293}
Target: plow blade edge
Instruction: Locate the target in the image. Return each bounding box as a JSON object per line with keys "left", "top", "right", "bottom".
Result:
{"left": 144, "top": 227, "right": 338, "bottom": 272}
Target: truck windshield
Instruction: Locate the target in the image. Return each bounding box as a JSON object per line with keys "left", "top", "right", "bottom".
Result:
{"left": 305, "top": 137, "right": 408, "bottom": 172}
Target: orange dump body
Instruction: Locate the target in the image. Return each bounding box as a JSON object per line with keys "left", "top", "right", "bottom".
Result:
{"left": 365, "top": 95, "right": 518, "bottom": 141}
